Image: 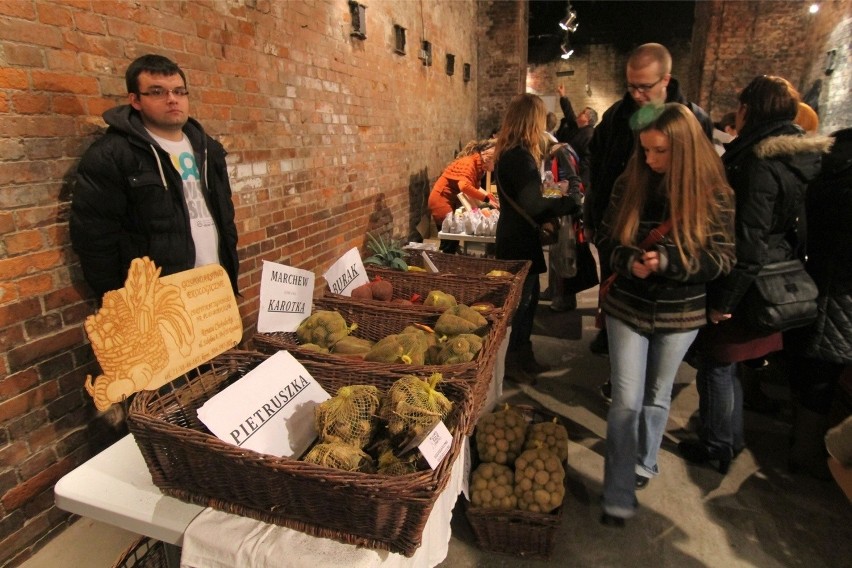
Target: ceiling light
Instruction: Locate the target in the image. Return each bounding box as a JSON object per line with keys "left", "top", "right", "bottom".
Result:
{"left": 560, "top": 42, "right": 574, "bottom": 60}
{"left": 559, "top": 9, "right": 579, "bottom": 33}
{"left": 809, "top": 3, "right": 820, "bottom": 14}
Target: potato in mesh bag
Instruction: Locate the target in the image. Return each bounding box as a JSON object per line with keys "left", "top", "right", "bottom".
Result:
{"left": 314, "top": 385, "right": 381, "bottom": 449}
{"left": 470, "top": 462, "right": 517, "bottom": 510}
{"left": 513, "top": 445, "right": 565, "bottom": 513}
{"left": 376, "top": 448, "right": 419, "bottom": 476}
{"left": 380, "top": 372, "right": 453, "bottom": 439}
{"left": 524, "top": 418, "right": 569, "bottom": 462}
{"left": 296, "top": 310, "right": 356, "bottom": 349}
{"left": 475, "top": 404, "right": 527, "bottom": 465}
{"left": 302, "top": 441, "right": 375, "bottom": 472}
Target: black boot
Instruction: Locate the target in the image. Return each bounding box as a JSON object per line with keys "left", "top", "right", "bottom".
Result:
{"left": 741, "top": 360, "right": 780, "bottom": 415}
{"left": 516, "top": 343, "right": 550, "bottom": 374}
{"left": 678, "top": 440, "right": 733, "bottom": 474}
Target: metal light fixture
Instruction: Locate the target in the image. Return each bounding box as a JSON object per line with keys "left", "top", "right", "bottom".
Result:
{"left": 560, "top": 40, "right": 574, "bottom": 60}
{"left": 559, "top": 9, "right": 579, "bottom": 33}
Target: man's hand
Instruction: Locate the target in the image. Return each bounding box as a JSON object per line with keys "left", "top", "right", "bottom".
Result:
{"left": 558, "top": 84, "right": 565, "bottom": 97}
{"left": 709, "top": 309, "right": 732, "bottom": 324}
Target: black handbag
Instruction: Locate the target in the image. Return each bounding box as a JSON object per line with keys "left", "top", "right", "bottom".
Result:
{"left": 562, "top": 241, "right": 599, "bottom": 294}
{"left": 740, "top": 259, "right": 818, "bottom": 332}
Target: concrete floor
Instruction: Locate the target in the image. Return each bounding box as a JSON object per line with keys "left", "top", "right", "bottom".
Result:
{"left": 25, "top": 278, "right": 852, "bottom": 567}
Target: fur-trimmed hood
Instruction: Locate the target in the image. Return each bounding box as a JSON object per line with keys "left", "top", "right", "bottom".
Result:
{"left": 754, "top": 133, "right": 834, "bottom": 160}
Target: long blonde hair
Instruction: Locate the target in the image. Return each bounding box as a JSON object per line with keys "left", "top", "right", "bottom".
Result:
{"left": 495, "top": 93, "right": 547, "bottom": 163}
{"left": 613, "top": 103, "right": 733, "bottom": 274}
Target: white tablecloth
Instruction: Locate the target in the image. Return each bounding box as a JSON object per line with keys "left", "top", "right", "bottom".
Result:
{"left": 180, "top": 442, "right": 469, "bottom": 568}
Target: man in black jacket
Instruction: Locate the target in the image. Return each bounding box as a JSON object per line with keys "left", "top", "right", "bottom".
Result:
{"left": 587, "top": 43, "right": 712, "bottom": 383}
{"left": 71, "top": 54, "right": 239, "bottom": 298}
{"left": 555, "top": 84, "right": 597, "bottom": 190}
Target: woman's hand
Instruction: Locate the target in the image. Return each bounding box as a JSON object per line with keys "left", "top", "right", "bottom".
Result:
{"left": 709, "top": 309, "right": 732, "bottom": 324}
{"left": 631, "top": 251, "right": 661, "bottom": 278}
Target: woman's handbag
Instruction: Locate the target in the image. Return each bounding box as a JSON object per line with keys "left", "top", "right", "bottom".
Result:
{"left": 739, "top": 259, "right": 818, "bottom": 332}
{"left": 563, "top": 240, "right": 599, "bottom": 294}
{"left": 549, "top": 216, "right": 577, "bottom": 278}
{"left": 495, "top": 170, "right": 563, "bottom": 245}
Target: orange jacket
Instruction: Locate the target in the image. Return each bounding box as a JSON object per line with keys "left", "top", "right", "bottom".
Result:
{"left": 428, "top": 153, "right": 489, "bottom": 225}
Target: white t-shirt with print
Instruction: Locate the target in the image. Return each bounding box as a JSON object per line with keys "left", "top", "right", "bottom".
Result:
{"left": 148, "top": 131, "right": 221, "bottom": 269}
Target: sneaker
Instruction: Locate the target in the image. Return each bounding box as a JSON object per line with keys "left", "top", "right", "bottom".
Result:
{"left": 599, "top": 381, "right": 612, "bottom": 403}
{"left": 590, "top": 329, "right": 609, "bottom": 356}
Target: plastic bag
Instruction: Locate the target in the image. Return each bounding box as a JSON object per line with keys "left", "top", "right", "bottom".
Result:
{"left": 549, "top": 215, "right": 577, "bottom": 279}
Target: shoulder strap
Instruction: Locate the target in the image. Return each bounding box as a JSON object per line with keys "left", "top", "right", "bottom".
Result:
{"left": 494, "top": 169, "right": 540, "bottom": 231}
{"left": 639, "top": 219, "right": 673, "bottom": 250}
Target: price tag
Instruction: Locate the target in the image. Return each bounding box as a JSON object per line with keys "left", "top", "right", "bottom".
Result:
{"left": 461, "top": 437, "right": 471, "bottom": 500}
{"left": 418, "top": 420, "right": 453, "bottom": 469}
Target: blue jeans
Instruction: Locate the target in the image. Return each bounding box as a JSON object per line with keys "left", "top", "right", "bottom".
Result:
{"left": 508, "top": 272, "right": 540, "bottom": 352}
{"left": 602, "top": 315, "right": 698, "bottom": 518}
{"left": 695, "top": 358, "right": 744, "bottom": 456}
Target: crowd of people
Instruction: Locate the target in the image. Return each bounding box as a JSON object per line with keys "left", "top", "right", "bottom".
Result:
{"left": 424, "top": 43, "right": 848, "bottom": 526}
{"left": 72, "top": 49, "right": 848, "bottom": 532}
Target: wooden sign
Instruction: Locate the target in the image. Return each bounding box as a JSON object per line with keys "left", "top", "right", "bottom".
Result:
{"left": 83, "top": 257, "right": 242, "bottom": 411}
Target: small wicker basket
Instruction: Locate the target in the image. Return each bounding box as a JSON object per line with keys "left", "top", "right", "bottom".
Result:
{"left": 464, "top": 405, "right": 568, "bottom": 559}
{"left": 111, "top": 537, "right": 170, "bottom": 568}
{"left": 127, "top": 350, "right": 473, "bottom": 557}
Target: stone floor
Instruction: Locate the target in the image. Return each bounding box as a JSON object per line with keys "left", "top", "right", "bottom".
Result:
{"left": 22, "top": 277, "right": 852, "bottom": 568}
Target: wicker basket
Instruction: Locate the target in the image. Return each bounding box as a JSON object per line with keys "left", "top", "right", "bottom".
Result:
{"left": 252, "top": 298, "right": 504, "bottom": 420}
{"left": 464, "top": 405, "right": 568, "bottom": 559}
{"left": 127, "top": 350, "right": 473, "bottom": 557}
{"left": 370, "top": 252, "right": 531, "bottom": 316}
{"left": 111, "top": 536, "right": 169, "bottom": 568}
{"left": 324, "top": 266, "right": 515, "bottom": 319}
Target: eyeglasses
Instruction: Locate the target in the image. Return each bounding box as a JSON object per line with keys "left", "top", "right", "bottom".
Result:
{"left": 138, "top": 87, "right": 189, "bottom": 99}
{"left": 627, "top": 78, "right": 664, "bottom": 94}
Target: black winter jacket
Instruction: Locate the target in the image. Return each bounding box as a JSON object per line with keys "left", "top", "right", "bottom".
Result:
{"left": 496, "top": 146, "right": 581, "bottom": 274}
{"left": 587, "top": 77, "right": 712, "bottom": 238}
{"left": 797, "top": 128, "right": 851, "bottom": 363}
{"left": 709, "top": 120, "right": 833, "bottom": 315}
{"left": 70, "top": 106, "right": 239, "bottom": 298}
{"left": 555, "top": 95, "right": 593, "bottom": 189}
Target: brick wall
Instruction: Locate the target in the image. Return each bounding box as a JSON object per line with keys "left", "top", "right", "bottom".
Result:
{"left": 695, "top": 0, "right": 852, "bottom": 132}
{"left": 0, "top": 1, "right": 482, "bottom": 565}
{"left": 476, "top": 0, "right": 527, "bottom": 137}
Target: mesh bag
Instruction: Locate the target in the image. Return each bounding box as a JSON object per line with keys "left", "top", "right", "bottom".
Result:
{"left": 314, "top": 385, "right": 381, "bottom": 448}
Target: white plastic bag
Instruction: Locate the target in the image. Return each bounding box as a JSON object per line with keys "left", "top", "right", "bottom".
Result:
{"left": 549, "top": 216, "right": 577, "bottom": 279}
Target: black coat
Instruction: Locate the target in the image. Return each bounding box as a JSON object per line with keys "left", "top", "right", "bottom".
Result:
{"left": 554, "top": 95, "right": 593, "bottom": 189}
{"left": 495, "top": 146, "right": 581, "bottom": 274}
{"left": 70, "top": 106, "right": 240, "bottom": 298}
{"left": 797, "top": 128, "right": 852, "bottom": 364}
{"left": 587, "top": 77, "right": 713, "bottom": 236}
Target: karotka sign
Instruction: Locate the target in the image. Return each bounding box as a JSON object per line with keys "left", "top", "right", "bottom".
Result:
{"left": 256, "top": 261, "right": 314, "bottom": 332}
{"left": 197, "top": 350, "right": 331, "bottom": 458}
{"left": 323, "top": 246, "right": 369, "bottom": 296}
{"left": 83, "top": 257, "right": 242, "bottom": 411}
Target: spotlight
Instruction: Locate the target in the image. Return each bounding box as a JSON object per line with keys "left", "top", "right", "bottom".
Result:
{"left": 559, "top": 9, "right": 579, "bottom": 33}
{"left": 809, "top": 3, "right": 819, "bottom": 14}
{"left": 560, "top": 42, "right": 574, "bottom": 60}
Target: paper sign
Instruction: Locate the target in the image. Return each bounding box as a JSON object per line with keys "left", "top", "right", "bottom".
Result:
{"left": 462, "top": 437, "right": 471, "bottom": 500}
{"left": 196, "top": 351, "right": 331, "bottom": 458}
{"left": 421, "top": 251, "right": 439, "bottom": 273}
{"left": 83, "top": 257, "right": 242, "bottom": 411}
{"left": 419, "top": 420, "right": 453, "bottom": 469}
{"left": 257, "top": 261, "right": 314, "bottom": 333}
{"left": 323, "top": 247, "right": 369, "bottom": 296}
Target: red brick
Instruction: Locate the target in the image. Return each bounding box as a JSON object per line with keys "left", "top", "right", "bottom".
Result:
{"left": 73, "top": 11, "right": 106, "bottom": 35}
{"left": 4, "top": 230, "right": 43, "bottom": 255}
{"left": 0, "top": 368, "right": 38, "bottom": 402}
{"left": 0, "top": 323, "right": 25, "bottom": 355}
{"left": 31, "top": 71, "right": 98, "bottom": 95}
{"left": 7, "top": 327, "right": 84, "bottom": 372}
{"left": 0, "top": 250, "right": 62, "bottom": 281}
{"left": 19, "top": 448, "right": 57, "bottom": 481}
{"left": 0, "top": 68, "right": 29, "bottom": 90}
{"left": 52, "top": 94, "right": 86, "bottom": 115}
{"left": 44, "top": 48, "right": 78, "bottom": 72}
{"left": 2, "top": 115, "right": 79, "bottom": 137}
{"left": 1, "top": 457, "right": 73, "bottom": 511}
{"left": 24, "top": 313, "right": 63, "bottom": 339}
{"left": 0, "top": 210, "right": 14, "bottom": 233}
{"left": 0, "top": 441, "right": 30, "bottom": 469}
{"left": 105, "top": 16, "right": 138, "bottom": 39}
{"left": 36, "top": 3, "right": 73, "bottom": 27}
{"left": 2, "top": 44, "right": 44, "bottom": 67}
{"left": 0, "top": 91, "right": 8, "bottom": 112}
{"left": 0, "top": 160, "right": 48, "bottom": 185}
{"left": 0, "top": 382, "right": 58, "bottom": 424}
{"left": 0, "top": 298, "right": 40, "bottom": 329}
{"left": 0, "top": 0, "right": 36, "bottom": 19}
{"left": 0, "top": 19, "right": 63, "bottom": 48}
{"left": 0, "top": 511, "right": 51, "bottom": 566}
{"left": 16, "top": 274, "right": 53, "bottom": 299}
{"left": 43, "top": 285, "right": 86, "bottom": 312}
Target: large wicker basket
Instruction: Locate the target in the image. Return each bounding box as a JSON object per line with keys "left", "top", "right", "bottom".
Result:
{"left": 371, "top": 252, "right": 531, "bottom": 316}
{"left": 324, "top": 266, "right": 515, "bottom": 320}
{"left": 127, "top": 350, "right": 473, "bottom": 557}
{"left": 252, "top": 298, "right": 503, "bottom": 420}
{"left": 464, "top": 405, "right": 568, "bottom": 559}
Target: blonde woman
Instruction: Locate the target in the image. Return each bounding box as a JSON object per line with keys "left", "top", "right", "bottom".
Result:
{"left": 596, "top": 103, "right": 736, "bottom": 526}
{"left": 494, "top": 93, "right": 582, "bottom": 384}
